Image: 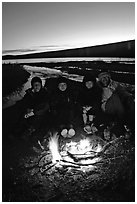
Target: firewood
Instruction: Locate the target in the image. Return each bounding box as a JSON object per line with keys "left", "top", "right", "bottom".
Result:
{"left": 60, "top": 159, "right": 99, "bottom": 167}
{"left": 96, "top": 136, "right": 124, "bottom": 156}
{"left": 65, "top": 152, "right": 96, "bottom": 160}
{"left": 38, "top": 140, "right": 45, "bottom": 150}
{"left": 40, "top": 163, "right": 57, "bottom": 174}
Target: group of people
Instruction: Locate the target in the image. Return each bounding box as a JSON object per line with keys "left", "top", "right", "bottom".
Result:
{"left": 16, "top": 71, "right": 135, "bottom": 140}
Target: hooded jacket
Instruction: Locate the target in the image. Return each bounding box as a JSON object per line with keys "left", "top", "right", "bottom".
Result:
{"left": 78, "top": 74, "right": 103, "bottom": 114}
{"left": 50, "top": 77, "right": 75, "bottom": 111}
{"left": 21, "top": 87, "right": 49, "bottom": 112}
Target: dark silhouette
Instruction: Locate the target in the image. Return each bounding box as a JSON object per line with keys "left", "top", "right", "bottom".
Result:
{"left": 2, "top": 63, "right": 30, "bottom": 96}
{"left": 14, "top": 77, "right": 50, "bottom": 137}
{"left": 76, "top": 73, "right": 103, "bottom": 133}
{"left": 49, "top": 76, "right": 78, "bottom": 136}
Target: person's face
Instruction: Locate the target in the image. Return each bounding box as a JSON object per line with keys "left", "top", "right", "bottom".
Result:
{"left": 85, "top": 81, "right": 94, "bottom": 89}
{"left": 100, "top": 76, "right": 110, "bottom": 87}
{"left": 33, "top": 82, "right": 42, "bottom": 92}
{"left": 58, "top": 82, "right": 67, "bottom": 91}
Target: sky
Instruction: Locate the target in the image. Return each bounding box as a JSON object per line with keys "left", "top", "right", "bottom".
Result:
{"left": 2, "top": 2, "right": 135, "bottom": 55}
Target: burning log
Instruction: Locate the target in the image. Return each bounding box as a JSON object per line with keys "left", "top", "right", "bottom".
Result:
{"left": 66, "top": 151, "right": 97, "bottom": 161}
{"left": 59, "top": 160, "right": 81, "bottom": 168}
{"left": 40, "top": 163, "right": 57, "bottom": 174}
{"left": 38, "top": 140, "right": 45, "bottom": 150}
{"left": 60, "top": 159, "right": 100, "bottom": 167}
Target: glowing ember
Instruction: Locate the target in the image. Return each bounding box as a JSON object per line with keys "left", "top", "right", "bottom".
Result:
{"left": 64, "top": 137, "right": 103, "bottom": 155}
{"left": 80, "top": 157, "right": 100, "bottom": 165}
{"left": 94, "top": 144, "right": 103, "bottom": 152}
{"left": 78, "top": 138, "right": 91, "bottom": 153}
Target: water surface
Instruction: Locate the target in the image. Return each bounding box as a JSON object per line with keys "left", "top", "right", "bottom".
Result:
{"left": 2, "top": 57, "right": 135, "bottom": 65}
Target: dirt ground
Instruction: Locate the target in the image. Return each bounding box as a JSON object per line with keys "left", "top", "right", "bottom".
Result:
{"left": 2, "top": 130, "right": 135, "bottom": 202}
{"left": 2, "top": 102, "right": 135, "bottom": 201}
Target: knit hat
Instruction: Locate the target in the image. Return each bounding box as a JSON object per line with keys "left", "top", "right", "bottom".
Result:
{"left": 83, "top": 74, "right": 96, "bottom": 84}
{"left": 98, "top": 72, "right": 111, "bottom": 81}
{"left": 57, "top": 76, "right": 68, "bottom": 84}
{"left": 31, "top": 77, "right": 42, "bottom": 87}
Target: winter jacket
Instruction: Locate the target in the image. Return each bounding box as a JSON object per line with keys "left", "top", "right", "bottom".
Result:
{"left": 77, "top": 83, "right": 103, "bottom": 114}
{"left": 98, "top": 79, "right": 134, "bottom": 113}
{"left": 50, "top": 88, "right": 75, "bottom": 111}
{"left": 21, "top": 87, "right": 49, "bottom": 113}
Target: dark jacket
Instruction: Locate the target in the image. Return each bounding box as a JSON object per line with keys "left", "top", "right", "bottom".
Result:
{"left": 21, "top": 87, "right": 49, "bottom": 112}
{"left": 50, "top": 88, "right": 75, "bottom": 111}
{"left": 77, "top": 75, "right": 103, "bottom": 114}
{"left": 49, "top": 77, "right": 75, "bottom": 111}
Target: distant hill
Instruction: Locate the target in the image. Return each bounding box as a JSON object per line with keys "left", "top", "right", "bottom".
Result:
{"left": 2, "top": 40, "right": 135, "bottom": 60}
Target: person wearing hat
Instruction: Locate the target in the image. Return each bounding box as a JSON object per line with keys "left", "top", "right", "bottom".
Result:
{"left": 23, "top": 76, "right": 49, "bottom": 116}
{"left": 98, "top": 71, "right": 135, "bottom": 136}
{"left": 15, "top": 76, "right": 50, "bottom": 137}
{"left": 98, "top": 72, "right": 125, "bottom": 118}
{"left": 49, "top": 76, "right": 76, "bottom": 137}
{"left": 77, "top": 73, "right": 103, "bottom": 133}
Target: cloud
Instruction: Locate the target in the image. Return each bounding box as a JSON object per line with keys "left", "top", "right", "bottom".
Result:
{"left": 39, "top": 45, "right": 61, "bottom": 48}
{"left": 2, "top": 43, "right": 81, "bottom": 56}
{"left": 36, "top": 44, "right": 75, "bottom": 50}
{"left": 2, "top": 48, "right": 37, "bottom": 55}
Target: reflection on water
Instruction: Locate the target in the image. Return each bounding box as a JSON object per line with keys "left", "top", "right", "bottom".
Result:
{"left": 2, "top": 57, "right": 135, "bottom": 65}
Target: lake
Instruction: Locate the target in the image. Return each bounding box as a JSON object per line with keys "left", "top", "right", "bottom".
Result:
{"left": 2, "top": 57, "right": 135, "bottom": 65}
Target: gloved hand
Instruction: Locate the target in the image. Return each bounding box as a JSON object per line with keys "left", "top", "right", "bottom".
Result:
{"left": 83, "top": 106, "right": 92, "bottom": 113}
{"left": 24, "top": 109, "right": 34, "bottom": 118}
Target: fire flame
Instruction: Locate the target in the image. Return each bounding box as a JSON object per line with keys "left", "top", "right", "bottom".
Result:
{"left": 48, "top": 133, "right": 103, "bottom": 171}
{"left": 49, "top": 133, "right": 61, "bottom": 163}
{"left": 78, "top": 138, "right": 91, "bottom": 153}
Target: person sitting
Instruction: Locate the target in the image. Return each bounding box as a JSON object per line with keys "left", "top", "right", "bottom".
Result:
{"left": 16, "top": 76, "right": 50, "bottom": 137}
{"left": 97, "top": 71, "right": 135, "bottom": 136}
{"left": 77, "top": 73, "right": 103, "bottom": 133}
{"left": 49, "top": 76, "right": 76, "bottom": 138}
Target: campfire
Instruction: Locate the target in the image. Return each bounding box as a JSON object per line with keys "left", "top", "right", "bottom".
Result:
{"left": 28, "top": 131, "right": 127, "bottom": 176}
{"left": 20, "top": 128, "right": 134, "bottom": 202}
{"left": 36, "top": 132, "right": 111, "bottom": 173}
{"left": 48, "top": 133, "right": 103, "bottom": 171}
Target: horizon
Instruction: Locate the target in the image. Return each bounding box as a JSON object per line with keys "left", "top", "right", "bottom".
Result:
{"left": 2, "top": 39, "right": 135, "bottom": 57}
{"left": 2, "top": 2, "right": 135, "bottom": 56}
